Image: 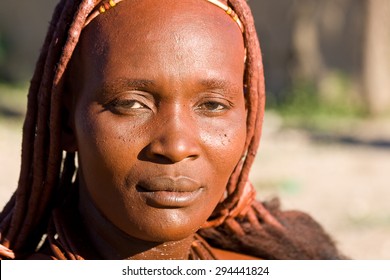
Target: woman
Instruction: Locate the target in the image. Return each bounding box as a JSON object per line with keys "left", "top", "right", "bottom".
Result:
{"left": 0, "top": 0, "right": 344, "bottom": 259}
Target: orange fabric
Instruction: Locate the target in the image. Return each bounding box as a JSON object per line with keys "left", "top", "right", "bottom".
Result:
{"left": 210, "top": 246, "right": 261, "bottom": 260}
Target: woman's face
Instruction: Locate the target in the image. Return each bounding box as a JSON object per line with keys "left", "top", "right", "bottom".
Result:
{"left": 69, "top": 0, "right": 246, "bottom": 242}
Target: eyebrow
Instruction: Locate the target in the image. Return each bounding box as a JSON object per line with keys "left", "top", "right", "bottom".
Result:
{"left": 101, "top": 78, "right": 155, "bottom": 95}
{"left": 98, "top": 77, "right": 242, "bottom": 98}
{"left": 200, "top": 78, "right": 242, "bottom": 93}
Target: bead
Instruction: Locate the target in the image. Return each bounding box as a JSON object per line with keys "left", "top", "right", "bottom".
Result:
{"left": 85, "top": 0, "right": 243, "bottom": 33}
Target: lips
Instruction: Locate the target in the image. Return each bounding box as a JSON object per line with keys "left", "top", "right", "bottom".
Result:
{"left": 137, "top": 176, "right": 203, "bottom": 208}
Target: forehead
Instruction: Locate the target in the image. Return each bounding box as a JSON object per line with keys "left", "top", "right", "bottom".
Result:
{"left": 69, "top": 0, "right": 246, "bottom": 96}
{"left": 79, "top": 0, "right": 245, "bottom": 68}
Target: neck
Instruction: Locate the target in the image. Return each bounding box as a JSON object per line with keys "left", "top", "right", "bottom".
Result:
{"left": 78, "top": 184, "right": 194, "bottom": 260}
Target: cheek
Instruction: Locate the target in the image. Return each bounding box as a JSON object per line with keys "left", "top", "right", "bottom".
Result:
{"left": 203, "top": 114, "right": 246, "bottom": 165}
{"left": 75, "top": 111, "right": 113, "bottom": 169}
{"left": 199, "top": 110, "right": 247, "bottom": 188}
{"left": 73, "top": 106, "right": 143, "bottom": 191}
{"left": 196, "top": 114, "right": 247, "bottom": 223}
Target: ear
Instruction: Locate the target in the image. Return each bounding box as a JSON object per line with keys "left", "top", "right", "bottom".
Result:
{"left": 61, "top": 84, "right": 78, "bottom": 153}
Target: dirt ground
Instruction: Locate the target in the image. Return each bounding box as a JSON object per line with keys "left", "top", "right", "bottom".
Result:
{"left": 1, "top": 113, "right": 389, "bottom": 259}
{"left": 250, "top": 112, "right": 390, "bottom": 259}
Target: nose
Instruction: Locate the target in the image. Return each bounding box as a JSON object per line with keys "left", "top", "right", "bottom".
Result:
{"left": 144, "top": 113, "right": 201, "bottom": 164}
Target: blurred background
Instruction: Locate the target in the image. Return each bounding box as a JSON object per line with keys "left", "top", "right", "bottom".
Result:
{"left": 0, "top": 0, "right": 389, "bottom": 259}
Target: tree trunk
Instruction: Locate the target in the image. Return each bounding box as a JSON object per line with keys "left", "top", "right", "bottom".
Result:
{"left": 363, "top": 0, "right": 390, "bottom": 115}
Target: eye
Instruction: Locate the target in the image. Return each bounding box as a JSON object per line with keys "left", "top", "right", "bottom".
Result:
{"left": 199, "top": 101, "right": 226, "bottom": 112}
{"left": 196, "top": 99, "right": 232, "bottom": 115}
{"left": 114, "top": 100, "right": 146, "bottom": 109}
{"left": 106, "top": 98, "right": 151, "bottom": 115}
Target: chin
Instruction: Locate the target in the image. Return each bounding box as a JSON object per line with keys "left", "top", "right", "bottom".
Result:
{"left": 123, "top": 211, "right": 206, "bottom": 243}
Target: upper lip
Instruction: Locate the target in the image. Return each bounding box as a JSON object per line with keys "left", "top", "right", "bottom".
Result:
{"left": 137, "top": 176, "right": 201, "bottom": 192}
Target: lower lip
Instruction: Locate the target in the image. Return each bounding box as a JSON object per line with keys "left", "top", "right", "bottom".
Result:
{"left": 140, "top": 189, "right": 202, "bottom": 208}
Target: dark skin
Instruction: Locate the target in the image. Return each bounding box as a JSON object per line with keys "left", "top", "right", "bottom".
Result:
{"left": 64, "top": 0, "right": 246, "bottom": 259}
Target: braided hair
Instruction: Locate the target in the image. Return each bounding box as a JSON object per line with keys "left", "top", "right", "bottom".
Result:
{"left": 0, "top": 0, "right": 344, "bottom": 259}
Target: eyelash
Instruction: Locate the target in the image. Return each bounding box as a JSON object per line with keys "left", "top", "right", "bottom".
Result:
{"left": 107, "top": 99, "right": 150, "bottom": 114}
{"left": 114, "top": 99, "right": 145, "bottom": 108}
{"left": 195, "top": 98, "right": 233, "bottom": 117}
{"left": 197, "top": 101, "right": 227, "bottom": 112}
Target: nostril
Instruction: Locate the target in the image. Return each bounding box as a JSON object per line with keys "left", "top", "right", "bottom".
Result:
{"left": 151, "top": 144, "right": 199, "bottom": 164}
{"left": 153, "top": 153, "right": 176, "bottom": 164}
{"left": 139, "top": 137, "right": 200, "bottom": 164}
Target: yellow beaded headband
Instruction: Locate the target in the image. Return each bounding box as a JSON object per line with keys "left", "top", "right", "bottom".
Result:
{"left": 206, "top": 0, "right": 244, "bottom": 32}
{"left": 84, "top": 0, "right": 244, "bottom": 33}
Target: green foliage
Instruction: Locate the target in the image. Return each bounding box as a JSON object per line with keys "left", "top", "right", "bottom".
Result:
{"left": 0, "top": 83, "right": 27, "bottom": 124}
{"left": 267, "top": 73, "right": 367, "bottom": 131}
